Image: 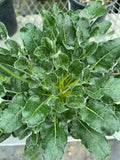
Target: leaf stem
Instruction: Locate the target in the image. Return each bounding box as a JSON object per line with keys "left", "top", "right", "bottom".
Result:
{"left": 0, "top": 64, "right": 31, "bottom": 83}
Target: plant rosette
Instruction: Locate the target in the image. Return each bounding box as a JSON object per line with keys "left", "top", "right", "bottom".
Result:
{"left": 0, "top": 2, "right": 120, "bottom": 160}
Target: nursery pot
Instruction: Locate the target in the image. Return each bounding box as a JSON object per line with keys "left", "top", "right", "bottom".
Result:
{"left": 68, "top": 0, "right": 117, "bottom": 22}
{"left": 0, "top": 0, "right": 17, "bottom": 37}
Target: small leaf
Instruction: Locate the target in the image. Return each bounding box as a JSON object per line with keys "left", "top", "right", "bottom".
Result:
{"left": 0, "top": 22, "right": 8, "bottom": 40}
{"left": 0, "top": 94, "right": 25, "bottom": 133}
{"left": 71, "top": 85, "right": 85, "bottom": 96}
{"left": 70, "top": 120, "right": 110, "bottom": 160}
{"left": 22, "top": 96, "right": 51, "bottom": 127}
{"left": 69, "top": 60, "right": 84, "bottom": 78}
{"left": 32, "top": 66, "right": 45, "bottom": 79}
{"left": 14, "top": 56, "right": 28, "bottom": 70}
{"left": 47, "top": 96, "right": 68, "bottom": 113}
{"left": 40, "top": 60, "right": 53, "bottom": 73}
{"left": 41, "top": 122, "right": 68, "bottom": 160}
{"left": 24, "top": 133, "right": 41, "bottom": 160}
{"left": 55, "top": 53, "right": 69, "bottom": 69}
{"left": 67, "top": 95, "right": 85, "bottom": 109}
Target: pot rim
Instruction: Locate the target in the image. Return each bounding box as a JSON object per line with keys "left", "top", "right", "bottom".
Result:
{"left": 69, "top": 0, "right": 117, "bottom": 8}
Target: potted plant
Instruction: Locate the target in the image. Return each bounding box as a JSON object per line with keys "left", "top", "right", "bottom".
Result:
{"left": 0, "top": 0, "right": 17, "bottom": 37}
{"left": 68, "top": 0, "right": 117, "bottom": 22}
{"left": 0, "top": 2, "right": 120, "bottom": 160}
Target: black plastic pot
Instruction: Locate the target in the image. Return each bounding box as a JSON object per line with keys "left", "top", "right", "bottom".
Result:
{"left": 0, "top": 0, "right": 17, "bottom": 37}
{"left": 68, "top": 0, "right": 117, "bottom": 22}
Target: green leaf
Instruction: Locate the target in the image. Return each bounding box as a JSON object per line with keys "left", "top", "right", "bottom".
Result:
{"left": 24, "top": 133, "right": 41, "bottom": 160}
{"left": 22, "top": 96, "right": 51, "bottom": 127}
{"left": 67, "top": 95, "right": 85, "bottom": 109}
{"left": 0, "top": 94, "right": 25, "bottom": 133}
{"left": 55, "top": 53, "right": 69, "bottom": 69}
{"left": 69, "top": 60, "right": 84, "bottom": 78}
{"left": 85, "top": 85, "right": 103, "bottom": 99}
{"left": 71, "top": 85, "right": 85, "bottom": 96}
{"left": 20, "top": 23, "right": 42, "bottom": 59}
{"left": 14, "top": 56, "right": 28, "bottom": 70}
{"left": 40, "top": 60, "right": 53, "bottom": 73}
{"left": 32, "top": 66, "right": 45, "bottom": 79}
{"left": 87, "top": 38, "right": 120, "bottom": 72}
{"left": 0, "top": 133, "right": 11, "bottom": 143}
{"left": 79, "top": 1, "right": 106, "bottom": 20}
{"left": 70, "top": 120, "right": 110, "bottom": 160}
{"left": 5, "top": 39, "right": 21, "bottom": 54}
{"left": 0, "top": 85, "right": 5, "bottom": 98}
{"left": 0, "top": 22, "right": 8, "bottom": 40}
{"left": 101, "top": 77, "right": 120, "bottom": 103}
{"left": 34, "top": 46, "right": 50, "bottom": 60}
{"left": 82, "top": 41, "right": 98, "bottom": 59}
{"left": 13, "top": 125, "right": 31, "bottom": 140}
{"left": 43, "top": 72, "right": 58, "bottom": 89}
{"left": 47, "top": 96, "right": 68, "bottom": 113}
{"left": 80, "top": 99, "right": 119, "bottom": 135}
{"left": 41, "top": 10, "right": 55, "bottom": 29}
{"left": 72, "top": 46, "right": 83, "bottom": 60}
{"left": 90, "top": 20, "right": 112, "bottom": 37}
{"left": 76, "top": 18, "right": 90, "bottom": 44}
{"left": 0, "top": 47, "right": 10, "bottom": 55}
{"left": 41, "top": 122, "right": 68, "bottom": 160}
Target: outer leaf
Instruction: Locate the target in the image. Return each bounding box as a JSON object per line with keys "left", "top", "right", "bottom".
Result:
{"left": 70, "top": 120, "right": 110, "bottom": 160}
{"left": 13, "top": 125, "right": 31, "bottom": 140}
{"left": 87, "top": 38, "right": 120, "bottom": 72}
{"left": 90, "top": 20, "right": 112, "bottom": 37}
{"left": 76, "top": 18, "right": 90, "bottom": 44}
{"left": 81, "top": 100, "right": 119, "bottom": 135}
{"left": 0, "top": 22, "right": 8, "bottom": 40}
{"left": 22, "top": 96, "right": 51, "bottom": 127}
{"left": 101, "top": 77, "right": 120, "bottom": 103}
{"left": 5, "top": 39, "right": 21, "bottom": 54}
{"left": 67, "top": 95, "right": 85, "bottom": 109}
{"left": 41, "top": 122, "right": 68, "bottom": 160}
{"left": 0, "top": 133, "right": 11, "bottom": 143}
{"left": 71, "top": 85, "right": 85, "bottom": 96}
{"left": 0, "top": 94, "right": 25, "bottom": 133}
{"left": 40, "top": 60, "right": 53, "bottom": 73}
{"left": 14, "top": 56, "right": 28, "bottom": 70}
{"left": 41, "top": 10, "right": 55, "bottom": 29}
{"left": 68, "top": 60, "right": 84, "bottom": 78}
{"left": 20, "top": 23, "right": 42, "bottom": 58}
{"left": 79, "top": 1, "right": 106, "bottom": 20}
{"left": 0, "top": 47, "right": 10, "bottom": 55}
{"left": 85, "top": 85, "right": 103, "bottom": 99}
{"left": 34, "top": 46, "right": 50, "bottom": 60}
{"left": 24, "top": 133, "right": 41, "bottom": 160}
